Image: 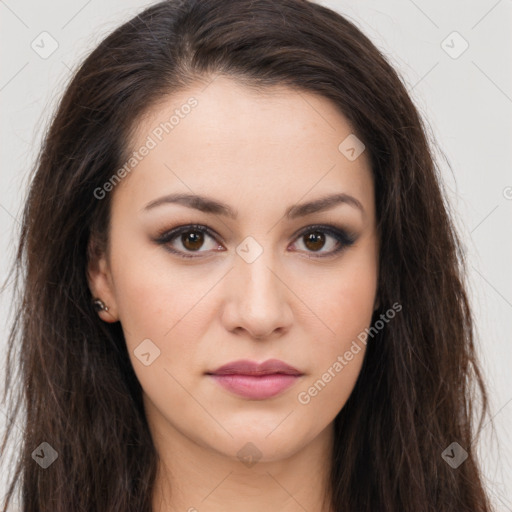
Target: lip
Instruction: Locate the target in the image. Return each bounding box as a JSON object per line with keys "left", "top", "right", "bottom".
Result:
{"left": 209, "top": 358, "right": 302, "bottom": 376}
{"left": 206, "top": 359, "right": 303, "bottom": 400}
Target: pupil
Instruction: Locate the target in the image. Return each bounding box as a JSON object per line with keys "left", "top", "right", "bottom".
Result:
{"left": 304, "top": 232, "right": 325, "bottom": 251}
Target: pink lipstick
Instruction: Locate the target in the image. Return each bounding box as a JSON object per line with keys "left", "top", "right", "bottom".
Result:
{"left": 206, "top": 358, "right": 303, "bottom": 400}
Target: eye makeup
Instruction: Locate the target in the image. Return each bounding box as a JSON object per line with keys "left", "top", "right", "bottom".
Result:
{"left": 152, "top": 222, "right": 358, "bottom": 260}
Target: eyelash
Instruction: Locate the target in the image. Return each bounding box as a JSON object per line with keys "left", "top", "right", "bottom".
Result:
{"left": 154, "top": 223, "right": 356, "bottom": 260}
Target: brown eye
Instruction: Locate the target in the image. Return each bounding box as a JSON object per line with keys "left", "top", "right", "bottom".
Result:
{"left": 303, "top": 231, "right": 326, "bottom": 252}
{"left": 155, "top": 224, "right": 223, "bottom": 259}
{"left": 290, "top": 225, "right": 356, "bottom": 258}
{"left": 181, "top": 230, "right": 205, "bottom": 251}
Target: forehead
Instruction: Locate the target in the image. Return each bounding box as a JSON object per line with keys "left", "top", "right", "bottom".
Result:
{"left": 132, "top": 75, "right": 358, "bottom": 150}
{"left": 114, "top": 75, "right": 374, "bottom": 220}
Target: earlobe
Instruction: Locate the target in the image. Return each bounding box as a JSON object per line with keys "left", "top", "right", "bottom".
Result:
{"left": 91, "top": 297, "right": 116, "bottom": 323}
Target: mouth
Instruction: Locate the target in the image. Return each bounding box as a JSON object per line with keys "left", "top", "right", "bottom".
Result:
{"left": 206, "top": 358, "right": 304, "bottom": 400}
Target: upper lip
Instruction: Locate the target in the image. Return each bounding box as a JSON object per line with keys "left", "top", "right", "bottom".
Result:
{"left": 207, "top": 359, "right": 303, "bottom": 376}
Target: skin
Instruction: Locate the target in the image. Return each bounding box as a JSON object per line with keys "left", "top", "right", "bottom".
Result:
{"left": 87, "top": 75, "right": 379, "bottom": 512}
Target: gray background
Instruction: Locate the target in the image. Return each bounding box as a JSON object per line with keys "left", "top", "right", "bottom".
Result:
{"left": 1, "top": 0, "right": 511, "bottom": 509}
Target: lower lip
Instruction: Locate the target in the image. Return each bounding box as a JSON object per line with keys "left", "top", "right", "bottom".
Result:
{"left": 208, "top": 373, "right": 301, "bottom": 399}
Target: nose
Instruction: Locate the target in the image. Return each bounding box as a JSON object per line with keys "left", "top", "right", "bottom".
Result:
{"left": 221, "top": 248, "right": 293, "bottom": 340}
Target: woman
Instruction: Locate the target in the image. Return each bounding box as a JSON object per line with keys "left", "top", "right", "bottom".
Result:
{"left": 1, "top": 0, "right": 494, "bottom": 510}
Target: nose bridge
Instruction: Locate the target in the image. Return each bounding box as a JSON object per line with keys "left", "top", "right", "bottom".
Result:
{"left": 235, "top": 238, "right": 282, "bottom": 307}
{"left": 223, "top": 234, "right": 292, "bottom": 338}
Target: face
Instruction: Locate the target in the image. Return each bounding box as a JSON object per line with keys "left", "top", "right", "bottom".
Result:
{"left": 88, "top": 75, "right": 379, "bottom": 464}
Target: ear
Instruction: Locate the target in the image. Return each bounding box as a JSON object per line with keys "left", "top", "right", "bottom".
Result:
{"left": 86, "top": 235, "right": 119, "bottom": 322}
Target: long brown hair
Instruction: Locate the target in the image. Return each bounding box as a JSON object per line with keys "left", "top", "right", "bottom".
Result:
{"left": 1, "top": 0, "right": 494, "bottom": 510}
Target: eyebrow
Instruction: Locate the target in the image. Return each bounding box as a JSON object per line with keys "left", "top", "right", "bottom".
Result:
{"left": 142, "top": 192, "right": 365, "bottom": 219}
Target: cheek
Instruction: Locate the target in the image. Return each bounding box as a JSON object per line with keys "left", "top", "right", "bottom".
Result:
{"left": 295, "top": 348, "right": 365, "bottom": 433}
{"left": 109, "top": 244, "right": 219, "bottom": 395}
{"left": 109, "top": 237, "right": 205, "bottom": 344}
{"left": 113, "top": 270, "right": 174, "bottom": 345}
{"left": 295, "top": 275, "right": 372, "bottom": 420}
{"left": 303, "top": 250, "right": 378, "bottom": 343}
{"left": 294, "top": 249, "right": 377, "bottom": 415}
{"left": 111, "top": 258, "right": 208, "bottom": 413}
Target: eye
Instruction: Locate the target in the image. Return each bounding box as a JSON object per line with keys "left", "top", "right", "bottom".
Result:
{"left": 154, "top": 223, "right": 356, "bottom": 259}
{"left": 289, "top": 224, "right": 356, "bottom": 258}
{"left": 154, "top": 224, "right": 224, "bottom": 259}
